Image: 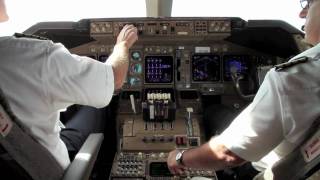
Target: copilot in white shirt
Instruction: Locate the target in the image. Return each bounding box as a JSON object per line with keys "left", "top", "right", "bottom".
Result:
{"left": 216, "top": 43, "right": 320, "bottom": 171}
{"left": 0, "top": 36, "right": 114, "bottom": 169}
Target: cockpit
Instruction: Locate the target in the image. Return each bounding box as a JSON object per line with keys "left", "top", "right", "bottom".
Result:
{"left": 1, "top": 0, "right": 319, "bottom": 180}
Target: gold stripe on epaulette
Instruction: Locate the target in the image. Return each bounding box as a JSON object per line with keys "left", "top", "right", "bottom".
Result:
{"left": 275, "top": 56, "right": 309, "bottom": 71}
{"left": 13, "top": 33, "right": 49, "bottom": 40}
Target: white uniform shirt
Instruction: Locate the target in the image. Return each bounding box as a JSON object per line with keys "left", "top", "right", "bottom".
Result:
{"left": 0, "top": 36, "right": 114, "bottom": 169}
{"left": 217, "top": 43, "right": 320, "bottom": 170}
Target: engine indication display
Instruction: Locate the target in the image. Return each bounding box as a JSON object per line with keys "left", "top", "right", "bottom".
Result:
{"left": 145, "top": 56, "right": 173, "bottom": 83}
{"left": 223, "top": 55, "right": 249, "bottom": 81}
{"left": 192, "top": 54, "right": 221, "bottom": 82}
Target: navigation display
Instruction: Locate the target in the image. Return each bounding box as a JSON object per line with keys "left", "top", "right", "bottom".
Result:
{"left": 192, "top": 54, "right": 221, "bottom": 82}
{"left": 145, "top": 56, "right": 173, "bottom": 83}
{"left": 223, "top": 55, "right": 249, "bottom": 81}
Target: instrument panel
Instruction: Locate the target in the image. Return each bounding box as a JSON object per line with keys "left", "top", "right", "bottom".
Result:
{"left": 61, "top": 17, "right": 304, "bottom": 98}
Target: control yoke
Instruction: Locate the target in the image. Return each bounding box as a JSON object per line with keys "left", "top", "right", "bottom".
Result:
{"left": 230, "top": 67, "right": 255, "bottom": 101}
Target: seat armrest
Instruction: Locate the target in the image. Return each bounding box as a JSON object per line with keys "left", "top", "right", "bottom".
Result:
{"left": 62, "top": 133, "right": 104, "bottom": 180}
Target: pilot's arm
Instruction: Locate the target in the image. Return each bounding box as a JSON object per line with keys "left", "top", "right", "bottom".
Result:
{"left": 106, "top": 24, "right": 138, "bottom": 90}
{"left": 167, "top": 139, "right": 246, "bottom": 174}
{"left": 167, "top": 69, "right": 284, "bottom": 174}
{"left": 44, "top": 25, "right": 137, "bottom": 111}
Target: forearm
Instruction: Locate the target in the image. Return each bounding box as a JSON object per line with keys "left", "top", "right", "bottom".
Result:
{"left": 106, "top": 24, "right": 138, "bottom": 90}
{"left": 183, "top": 138, "right": 246, "bottom": 170}
{"left": 106, "top": 42, "right": 129, "bottom": 90}
{"left": 183, "top": 143, "right": 244, "bottom": 170}
{"left": 109, "top": 42, "right": 129, "bottom": 65}
{"left": 183, "top": 143, "right": 226, "bottom": 170}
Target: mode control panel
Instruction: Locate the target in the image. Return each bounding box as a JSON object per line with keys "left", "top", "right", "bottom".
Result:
{"left": 90, "top": 18, "right": 232, "bottom": 36}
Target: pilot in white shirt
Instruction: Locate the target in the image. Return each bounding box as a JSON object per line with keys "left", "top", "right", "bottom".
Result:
{"left": 217, "top": 44, "right": 320, "bottom": 171}
{"left": 0, "top": 28, "right": 137, "bottom": 169}
{"left": 0, "top": 36, "right": 114, "bottom": 168}
{"left": 0, "top": 0, "right": 138, "bottom": 169}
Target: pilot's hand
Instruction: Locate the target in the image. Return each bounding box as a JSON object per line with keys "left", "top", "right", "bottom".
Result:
{"left": 167, "top": 149, "right": 186, "bottom": 175}
{"left": 116, "top": 24, "right": 138, "bottom": 49}
{"left": 108, "top": 24, "right": 138, "bottom": 90}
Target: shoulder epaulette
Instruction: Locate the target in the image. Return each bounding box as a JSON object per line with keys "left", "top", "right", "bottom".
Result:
{"left": 275, "top": 56, "right": 309, "bottom": 71}
{"left": 13, "top": 32, "right": 49, "bottom": 40}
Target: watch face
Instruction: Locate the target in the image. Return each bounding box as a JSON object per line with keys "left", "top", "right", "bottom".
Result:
{"left": 175, "top": 151, "right": 182, "bottom": 161}
{"left": 175, "top": 150, "right": 185, "bottom": 165}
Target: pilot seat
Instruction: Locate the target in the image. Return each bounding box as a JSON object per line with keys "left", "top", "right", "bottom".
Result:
{"left": 0, "top": 88, "right": 104, "bottom": 180}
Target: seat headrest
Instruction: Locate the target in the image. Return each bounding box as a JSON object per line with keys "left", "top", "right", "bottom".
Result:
{"left": 0, "top": 104, "right": 13, "bottom": 137}
{"left": 0, "top": 88, "right": 64, "bottom": 180}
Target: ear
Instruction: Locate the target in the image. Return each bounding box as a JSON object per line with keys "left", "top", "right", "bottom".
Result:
{"left": 0, "top": 0, "right": 9, "bottom": 22}
{"left": 299, "top": 8, "right": 308, "bottom": 19}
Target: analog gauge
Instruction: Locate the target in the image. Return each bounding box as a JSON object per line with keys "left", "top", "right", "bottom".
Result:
{"left": 131, "top": 51, "right": 142, "bottom": 61}
{"left": 128, "top": 77, "right": 142, "bottom": 86}
{"left": 130, "top": 63, "right": 142, "bottom": 74}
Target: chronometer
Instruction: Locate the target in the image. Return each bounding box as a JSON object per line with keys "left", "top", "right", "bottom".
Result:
{"left": 175, "top": 150, "right": 186, "bottom": 166}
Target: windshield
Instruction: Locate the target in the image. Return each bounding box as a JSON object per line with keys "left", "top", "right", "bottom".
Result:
{"left": 0, "top": 0, "right": 304, "bottom": 36}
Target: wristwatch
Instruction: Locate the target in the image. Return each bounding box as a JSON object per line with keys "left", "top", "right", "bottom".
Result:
{"left": 175, "top": 150, "right": 186, "bottom": 166}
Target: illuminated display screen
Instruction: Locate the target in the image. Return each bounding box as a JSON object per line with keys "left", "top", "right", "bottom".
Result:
{"left": 145, "top": 56, "right": 173, "bottom": 83}
{"left": 149, "top": 162, "right": 172, "bottom": 177}
{"left": 223, "top": 55, "right": 249, "bottom": 81}
{"left": 192, "top": 54, "right": 220, "bottom": 82}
